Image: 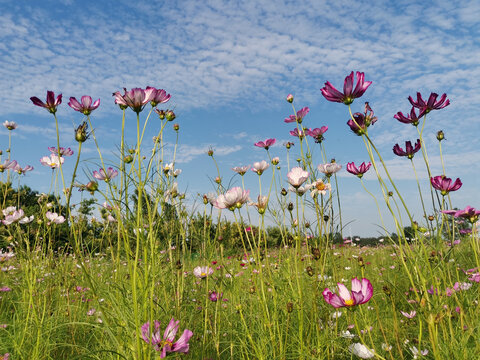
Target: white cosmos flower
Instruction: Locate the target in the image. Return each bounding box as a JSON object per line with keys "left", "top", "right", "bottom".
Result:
{"left": 349, "top": 343, "right": 375, "bottom": 359}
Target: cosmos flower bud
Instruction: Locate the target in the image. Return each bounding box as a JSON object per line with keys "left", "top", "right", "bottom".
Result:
{"left": 207, "top": 148, "right": 214, "bottom": 156}
{"left": 436, "top": 130, "right": 445, "bottom": 141}
{"left": 311, "top": 247, "right": 321, "bottom": 260}
{"left": 86, "top": 181, "right": 98, "bottom": 193}
{"left": 215, "top": 176, "right": 221, "bottom": 184}
{"left": 156, "top": 109, "right": 166, "bottom": 119}
{"left": 286, "top": 301, "right": 294, "bottom": 313}
{"left": 173, "top": 123, "right": 180, "bottom": 131}
{"left": 124, "top": 155, "right": 133, "bottom": 164}
{"left": 323, "top": 215, "right": 329, "bottom": 222}
{"left": 166, "top": 110, "right": 176, "bottom": 121}
{"left": 428, "top": 215, "right": 435, "bottom": 221}
{"left": 388, "top": 191, "right": 393, "bottom": 197}
{"left": 306, "top": 266, "right": 314, "bottom": 276}
{"left": 75, "top": 122, "right": 89, "bottom": 143}
{"left": 287, "top": 202, "right": 294, "bottom": 212}
{"left": 286, "top": 94, "right": 294, "bottom": 103}
{"left": 281, "top": 188, "right": 287, "bottom": 196}
{"left": 271, "top": 157, "right": 279, "bottom": 165}
{"left": 382, "top": 285, "right": 391, "bottom": 297}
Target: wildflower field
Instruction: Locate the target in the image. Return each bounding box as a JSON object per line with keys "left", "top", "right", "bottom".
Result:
{"left": 0, "top": 73, "right": 479, "bottom": 359}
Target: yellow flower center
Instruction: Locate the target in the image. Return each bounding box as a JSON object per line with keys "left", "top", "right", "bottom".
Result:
{"left": 344, "top": 298, "right": 355, "bottom": 306}
{"left": 316, "top": 182, "right": 326, "bottom": 191}
{"left": 201, "top": 272, "right": 206, "bottom": 277}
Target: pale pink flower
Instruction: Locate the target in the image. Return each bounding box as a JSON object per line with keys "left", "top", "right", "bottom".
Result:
{"left": 48, "top": 147, "right": 74, "bottom": 156}
{"left": 40, "top": 155, "right": 64, "bottom": 169}
{"left": 214, "top": 187, "right": 250, "bottom": 210}
{"left": 146, "top": 86, "right": 171, "bottom": 106}
{"left": 317, "top": 163, "right": 342, "bottom": 177}
{"left": 2, "top": 208, "right": 24, "bottom": 225}
{"left": 3, "top": 121, "right": 17, "bottom": 130}
{"left": 251, "top": 161, "right": 269, "bottom": 175}
{"left": 400, "top": 310, "right": 417, "bottom": 319}
{"left": 13, "top": 164, "right": 34, "bottom": 175}
{"left": 232, "top": 165, "right": 249, "bottom": 175}
{"left": 287, "top": 167, "right": 309, "bottom": 188}
{"left": 45, "top": 211, "right": 65, "bottom": 225}
{"left": 0, "top": 160, "right": 17, "bottom": 172}
{"left": 193, "top": 266, "right": 214, "bottom": 278}
{"left": 93, "top": 167, "right": 118, "bottom": 181}
{"left": 310, "top": 179, "right": 331, "bottom": 197}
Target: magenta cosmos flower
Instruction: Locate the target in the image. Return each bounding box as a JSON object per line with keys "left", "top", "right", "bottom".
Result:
{"left": 346, "top": 162, "right": 371, "bottom": 178}
{"left": 431, "top": 175, "right": 462, "bottom": 196}
{"left": 306, "top": 126, "right": 328, "bottom": 143}
{"left": 213, "top": 187, "right": 250, "bottom": 210}
{"left": 408, "top": 92, "right": 450, "bottom": 118}
{"left": 284, "top": 107, "right": 310, "bottom": 124}
{"left": 289, "top": 128, "right": 306, "bottom": 139}
{"left": 287, "top": 167, "right": 309, "bottom": 188}
{"left": 323, "top": 277, "right": 373, "bottom": 308}
{"left": 113, "top": 87, "right": 155, "bottom": 113}
{"left": 394, "top": 107, "right": 421, "bottom": 126}
{"left": 321, "top": 71, "right": 372, "bottom": 105}
{"left": 93, "top": 167, "right": 118, "bottom": 181}
{"left": 68, "top": 95, "right": 100, "bottom": 115}
{"left": 30, "top": 91, "right": 62, "bottom": 114}
{"left": 347, "top": 103, "right": 377, "bottom": 135}
{"left": 141, "top": 318, "right": 193, "bottom": 358}
{"left": 393, "top": 139, "right": 421, "bottom": 159}
{"left": 442, "top": 206, "right": 480, "bottom": 224}
{"left": 254, "top": 138, "right": 276, "bottom": 150}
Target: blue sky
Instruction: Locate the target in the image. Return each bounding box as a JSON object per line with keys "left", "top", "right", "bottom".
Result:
{"left": 1, "top": 0, "right": 479, "bottom": 236}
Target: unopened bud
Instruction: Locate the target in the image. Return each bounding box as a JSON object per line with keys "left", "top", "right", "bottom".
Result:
{"left": 166, "top": 110, "right": 176, "bottom": 121}
{"left": 311, "top": 247, "right": 321, "bottom": 260}
{"left": 358, "top": 256, "right": 364, "bottom": 268}
{"left": 215, "top": 176, "right": 221, "bottom": 184}
{"left": 271, "top": 157, "right": 279, "bottom": 165}
{"left": 175, "top": 260, "right": 182, "bottom": 270}
{"left": 323, "top": 215, "right": 329, "bottom": 222}
{"left": 281, "top": 188, "right": 287, "bottom": 196}
{"left": 207, "top": 148, "right": 214, "bottom": 156}
{"left": 428, "top": 215, "right": 434, "bottom": 221}
{"left": 286, "top": 301, "right": 294, "bottom": 313}
{"left": 388, "top": 191, "right": 393, "bottom": 197}
{"left": 287, "top": 202, "right": 294, "bottom": 212}
{"left": 86, "top": 181, "right": 98, "bottom": 193}
{"left": 286, "top": 94, "right": 294, "bottom": 103}
{"left": 249, "top": 286, "right": 256, "bottom": 294}
{"left": 306, "top": 266, "right": 314, "bottom": 277}
{"left": 382, "top": 285, "right": 391, "bottom": 297}
{"left": 75, "top": 121, "right": 88, "bottom": 143}
{"left": 156, "top": 109, "right": 166, "bottom": 119}
{"left": 124, "top": 155, "right": 133, "bottom": 164}
{"left": 173, "top": 123, "right": 180, "bottom": 131}
{"left": 436, "top": 130, "right": 444, "bottom": 141}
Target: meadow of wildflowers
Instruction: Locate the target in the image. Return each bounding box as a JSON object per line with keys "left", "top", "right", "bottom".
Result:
{"left": 0, "top": 73, "right": 479, "bottom": 359}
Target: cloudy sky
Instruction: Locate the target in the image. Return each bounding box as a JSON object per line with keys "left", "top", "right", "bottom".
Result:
{"left": 1, "top": 0, "right": 479, "bottom": 236}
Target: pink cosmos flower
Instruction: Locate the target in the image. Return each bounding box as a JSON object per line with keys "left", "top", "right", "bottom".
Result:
{"left": 68, "top": 96, "right": 100, "bottom": 115}
{"left": 45, "top": 211, "right": 65, "bottom": 225}
{"left": 93, "top": 167, "right": 118, "bottom": 181}
{"left": 48, "top": 147, "right": 74, "bottom": 157}
{"left": 321, "top": 71, "right": 372, "bottom": 105}
{"left": 30, "top": 91, "right": 62, "bottom": 114}
{"left": 2, "top": 208, "right": 24, "bottom": 225}
{"left": 251, "top": 161, "right": 269, "bottom": 175}
{"left": 323, "top": 277, "right": 373, "bottom": 308}
{"left": 306, "top": 126, "right": 328, "bottom": 143}
{"left": 400, "top": 310, "right": 417, "bottom": 319}
{"left": 254, "top": 138, "right": 276, "bottom": 150}
{"left": 441, "top": 206, "right": 480, "bottom": 224}
{"left": 214, "top": 187, "right": 250, "bottom": 210}
{"left": 347, "top": 103, "right": 377, "bottom": 135}
{"left": 141, "top": 318, "right": 193, "bottom": 358}
{"left": 430, "top": 175, "right": 462, "bottom": 196}
{"left": 284, "top": 107, "right": 310, "bottom": 124}
{"left": 3, "top": 121, "right": 17, "bottom": 130}
{"left": 14, "top": 164, "right": 33, "bottom": 175}
{"left": 393, "top": 139, "right": 421, "bottom": 159}
{"left": 113, "top": 88, "right": 155, "bottom": 113}
{"left": 309, "top": 179, "right": 331, "bottom": 197}
{"left": 232, "top": 166, "right": 249, "bottom": 175}
{"left": 193, "top": 266, "right": 214, "bottom": 278}
{"left": 289, "top": 128, "right": 306, "bottom": 139}
{"left": 346, "top": 162, "right": 371, "bottom": 178}
{"left": 250, "top": 195, "right": 269, "bottom": 214}
{"left": 394, "top": 107, "right": 420, "bottom": 126}
{"left": 0, "top": 160, "right": 17, "bottom": 172}
{"left": 287, "top": 167, "right": 309, "bottom": 188}
{"left": 0, "top": 287, "right": 11, "bottom": 292}
{"left": 146, "top": 86, "right": 171, "bottom": 106}
{"left": 318, "top": 163, "right": 342, "bottom": 177}
{"left": 408, "top": 92, "right": 450, "bottom": 118}
{"left": 40, "top": 155, "right": 64, "bottom": 169}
